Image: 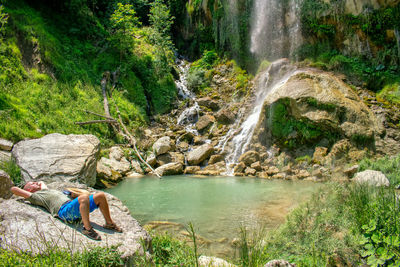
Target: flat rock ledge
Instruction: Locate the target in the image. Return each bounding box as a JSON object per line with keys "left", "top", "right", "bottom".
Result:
{"left": 0, "top": 182, "right": 150, "bottom": 262}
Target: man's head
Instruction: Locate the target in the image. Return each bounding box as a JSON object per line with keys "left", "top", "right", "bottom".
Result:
{"left": 23, "top": 181, "right": 42, "bottom": 193}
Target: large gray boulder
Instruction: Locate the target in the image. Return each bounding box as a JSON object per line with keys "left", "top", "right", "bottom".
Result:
{"left": 0, "top": 170, "right": 13, "bottom": 199}
{"left": 253, "top": 68, "right": 382, "bottom": 149}
{"left": 154, "top": 162, "right": 183, "bottom": 176}
{"left": 0, "top": 182, "right": 150, "bottom": 260}
{"left": 153, "top": 136, "right": 172, "bottom": 156}
{"left": 12, "top": 134, "right": 100, "bottom": 187}
{"left": 187, "top": 144, "right": 214, "bottom": 165}
{"left": 353, "top": 170, "right": 390, "bottom": 187}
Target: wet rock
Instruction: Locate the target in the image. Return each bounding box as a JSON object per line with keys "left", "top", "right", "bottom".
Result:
{"left": 344, "top": 165, "right": 359, "bottom": 178}
{"left": 198, "top": 255, "right": 236, "bottom": 267}
{"left": 185, "top": 166, "right": 201, "bottom": 174}
{"left": 197, "top": 97, "right": 220, "bottom": 111}
{"left": 12, "top": 133, "right": 99, "bottom": 186}
{"left": 125, "top": 171, "right": 144, "bottom": 178}
{"left": 353, "top": 170, "right": 390, "bottom": 187}
{"left": 98, "top": 157, "right": 130, "bottom": 175}
{"left": 245, "top": 167, "right": 257, "bottom": 176}
{"left": 312, "top": 147, "right": 328, "bottom": 164}
{"left": 187, "top": 144, "right": 214, "bottom": 165}
{"left": 296, "top": 169, "right": 310, "bottom": 179}
{"left": 154, "top": 162, "right": 183, "bottom": 176}
{"left": 196, "top": 115, "right": 216, "bottom": 132}
{"left": 311, "top": 168, "right": 323, "bottom": 178}
{"left": 146, "top": 153, "right": 157, "bottom": 167}
{"left": 272, "top": 173, "right": 286, "bottom": 179}
{"left": 209, "top": 154, "right": 225, "bottom": 164}
{"left": 267, "top": 166, "right": 280, "bottom": 176}
{"left": 254, "top": 68, "right": 382, "bottom": 151}
{"left": 194, "top": 136, "right": 206, "bottom": 145}
{"left": 196, "top": 169, "right": 221, "bottom": 176}
{"left": 157, "top": 153, "right": 172, "bottom": 166}
{"left": 233, "top": 162, "right": 246, "bottom": 173}
{"left": 215, "top": 109, "right": 235, "bottom": 124}
{"left": 0, "top": 182, "right": 150, "bottom": 260}
{"left": 177, "top": 141, "right": 189, "bottom": 152}
{"left": 238, "top": 150, "right": 260, "bottom": 166}
{"left": 0, "top": 170, "right": 13, "bottom": 199}
{"left": 131, "top": 160, "right": 144, "bottom": 174}
{"left": 250, "top": 161, "right": 262, "bottom": 171}
{"left": 0, "top": 138, "right": 13, "bottom": 151}
{"left": 109, "top": 146, "right": 124, "bottom": 161}
{"left": 153, "top": 136, "right": 173, "bottom": 156}
{"left": 179, "top": 132, "right": 195, "bottom": 143}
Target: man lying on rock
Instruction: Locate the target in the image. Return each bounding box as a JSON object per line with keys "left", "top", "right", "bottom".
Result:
{"left": 11, "top": 181, "right": 122, "bottom": 241}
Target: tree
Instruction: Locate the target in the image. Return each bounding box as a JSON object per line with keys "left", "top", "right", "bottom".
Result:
{"left": 109, "top": 3, "right": 140, "bottom": 60}
{"left": 148, "top": 0, "right": 175, "bottom": 76}
{"left": 0, "top": 4, "right": 8, "bottom": 38}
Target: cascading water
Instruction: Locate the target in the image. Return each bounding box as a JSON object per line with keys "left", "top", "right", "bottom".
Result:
{"left": 219, "top": 60, "right": 297, "bottom": 174}
{"left": 218, "top": 0, "right": 304, "bottom": 174}
{"left": 250, "top": 0, "right": 303, "bottom": 60}
{"left": 175, "top": 59, "right": 200, "bottom": 133}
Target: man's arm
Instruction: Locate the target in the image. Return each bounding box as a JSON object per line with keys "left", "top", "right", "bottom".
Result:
{"left": 11, "top": 187, "right": 32, "bottom": 199}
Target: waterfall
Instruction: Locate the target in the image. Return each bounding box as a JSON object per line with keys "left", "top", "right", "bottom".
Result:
{"left": 175, "top": 58, "right": 200, "bottom": 135}
{"left": 219, "top": 59, "right": 297, "bottom": 175}
{"left": 250, "top": 0, "right": 303, "bottom": 61}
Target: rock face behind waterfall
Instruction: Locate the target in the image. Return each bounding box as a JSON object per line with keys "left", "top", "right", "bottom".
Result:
{"left": 253, "top": 69, "right": 383, "bottom": 150}
{"left": 12, "top": 133, "right": 100, "bottom": 186}
{"left": 0, "top": 181, "right": 150, "bottom": 261}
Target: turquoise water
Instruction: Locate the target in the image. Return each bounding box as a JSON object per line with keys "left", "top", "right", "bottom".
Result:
{"left": 105, "top": 175, "right": 321, "bottom": 257}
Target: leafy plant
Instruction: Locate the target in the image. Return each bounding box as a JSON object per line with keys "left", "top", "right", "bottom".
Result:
{"left": 0, "top": 158, "right": 22, "bottom": 186}
{"left": 360, "top": 219, "right": 400, "bottom": 267}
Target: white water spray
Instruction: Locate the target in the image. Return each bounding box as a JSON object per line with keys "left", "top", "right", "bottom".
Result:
{"left": 219, "top": 60, "right": 297, "bottom": 175}
{"left": 250, "top": 0, "right": 303, "bottom": 60}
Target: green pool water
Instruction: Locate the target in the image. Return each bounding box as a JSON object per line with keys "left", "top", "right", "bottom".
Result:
{"left": 105, "top": 175, "right": 321, "bottom": 257}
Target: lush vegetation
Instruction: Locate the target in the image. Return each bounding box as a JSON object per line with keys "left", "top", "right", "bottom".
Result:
{"left": 0, "top": 245, "right": 123, "bottom": 266}
{"left": 299, "top": 0, "right": 400, "bottom": 96}
{"left": 0, "top": 0, "right": 177, "bottom": 143}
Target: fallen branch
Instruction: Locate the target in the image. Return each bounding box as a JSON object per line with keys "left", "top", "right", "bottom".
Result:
{"left": 113, "top": 104, "right": 161, "bottom": 178}
{"left": 74, "top": 120, "right": 117, "bottom": 125}
{"left": 84, "top": 110, "right": 116, "bottom": 121}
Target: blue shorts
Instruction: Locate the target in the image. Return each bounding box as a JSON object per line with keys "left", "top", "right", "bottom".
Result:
{"left": 58, "top": 195, "right": 98, "bottom": 222}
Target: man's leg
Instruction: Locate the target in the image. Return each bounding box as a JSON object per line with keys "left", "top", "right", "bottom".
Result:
{"left": 78, "top": 194, "right": 92, "bottom": 230}
{"left": 93, "top": 192, "right": 122, "bottom": 232}
{"left": 93, "top": 192, "right": 113, "bottom": 225}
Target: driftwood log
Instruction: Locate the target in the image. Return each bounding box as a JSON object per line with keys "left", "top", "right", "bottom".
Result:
{"left": 75, "top": 70, "right": 160, "bottom": 178}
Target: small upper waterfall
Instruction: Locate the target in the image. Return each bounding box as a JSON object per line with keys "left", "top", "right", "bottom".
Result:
{"left": 175, "top": 58, "right": 200, "bottom": 135}
{"left": 219, "top": 59, "right": 297, "bottom": 174}
{"left": 250, "top": 0, "right": 303, "bottom": 61}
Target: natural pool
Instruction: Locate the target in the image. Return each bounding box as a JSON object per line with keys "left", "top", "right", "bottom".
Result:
{"left": 105, "top": 175, "right": 321, "bottom": 257}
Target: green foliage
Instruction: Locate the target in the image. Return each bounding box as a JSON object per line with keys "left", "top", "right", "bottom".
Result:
{"left": 150, "top": 232, "right": 194, "bottom": 266}
{"left": 0, "top": 4, "right": 8, "bottom": 37}
{"left": 0, "top": 158, "right": 22, "bottom": 186}
{"left": 109, "top": 3, "right": 140, "bottom": 60}
{"left": 149, "top": 0, "right": 175, "bottom": 76}
{"left": 266, "top": 98, "right": 339, "bottom": 149}
{"left": 0, "top": 245, "right": 123, "bottom": 266}
{"left": 358, "top": 153, "right": 400, "bottom": 186}
{"left": 295, "top": 155, "right": 312, "bottom": 164}
{"left": 187, "top": 67, "right": 208, "bottom": 92}
{"left": 360, "top": 219, "right": 400, "bottom": 267}
{"left": 377, "top": 82, "right": 400, "bottom": 105}
{"left": 300, "top": 0, "right": 335, "bottom": 39}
